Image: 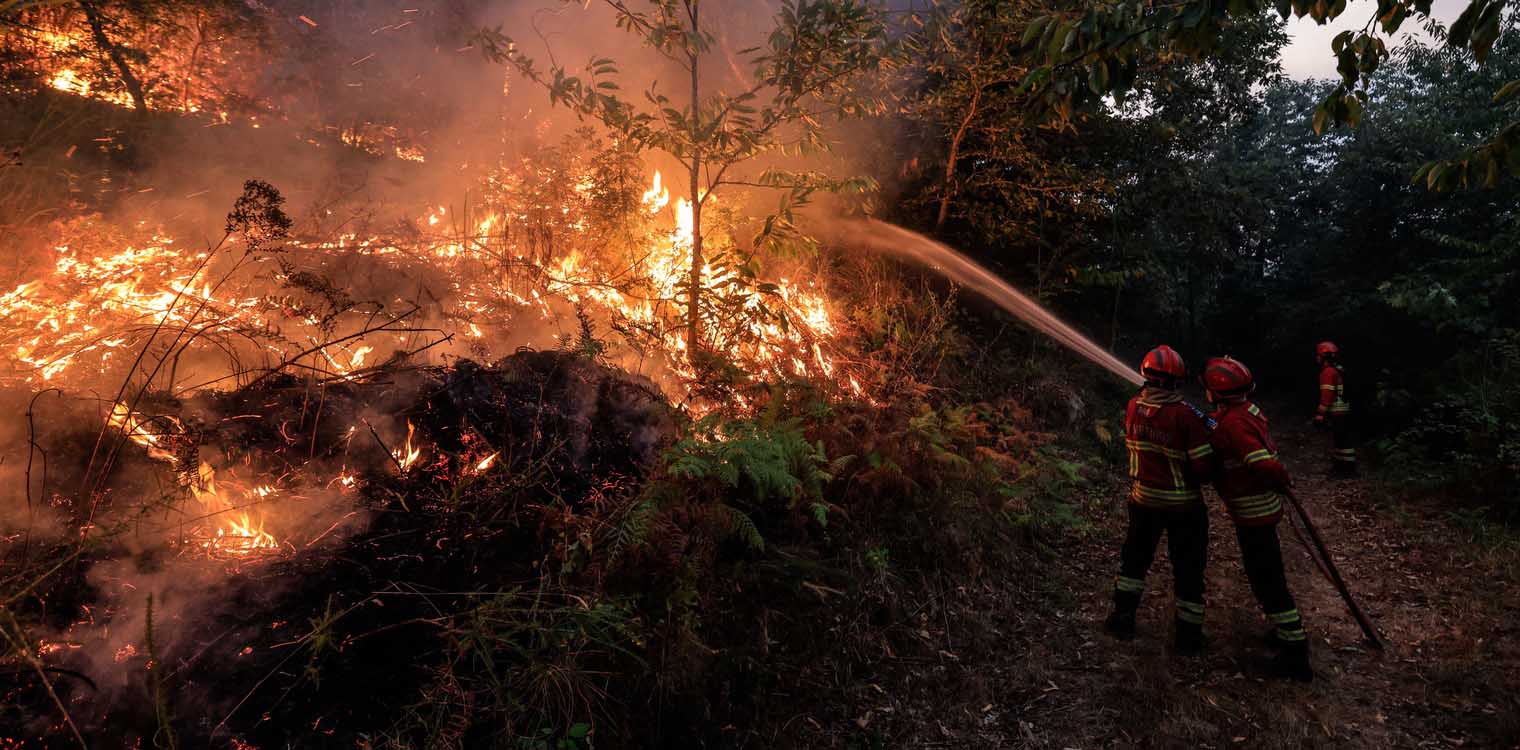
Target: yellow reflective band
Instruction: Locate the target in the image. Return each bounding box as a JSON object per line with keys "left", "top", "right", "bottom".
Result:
{"left": 1276, "top": 627, "right": 1308, "bottom": 642}
{"left": 1247, "top": 404, "right": 1262, "bottom": 417}
{"left": 1231, "top": 498, "right": 1281, "bottom": 512}
{"left": 1132, "top": 485, "right": 1203, "bottom": 501}
{"left": 1225, "top": 491, "right": 1280, "bottom": 505}
{"left": 1244, "top": 449, "right": 1275, "bottom": 464}
{"left": 1224, "top": 492, "right": 1282, "bottom": 519}
{"left": 1176, "top": 610, "right": 1204, "bottom": 624}
{"left": 1187, "top": 444, "right": 1214, "bottom": 459}
{"left": 1116, "top": 576, "right": 1145, "bottom": 593}
{"left": 1267, "top": 609, "right": 1301, "bottom": 624}
{"left": 1177, "top": 600, "right": 1204, "bottom": 614}
{"left": 1319, "top": 384, "right": 1337, "bottom": 391}
{"left": 1126, "top": 439, "right": 1186, "bottom": 459}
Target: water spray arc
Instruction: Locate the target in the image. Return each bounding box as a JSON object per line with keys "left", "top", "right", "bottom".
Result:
{"left": 839, "top": 220, "right": 1144, "bottom": 386}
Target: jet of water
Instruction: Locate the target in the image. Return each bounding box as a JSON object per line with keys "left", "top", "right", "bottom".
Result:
{"left": 835, "top": 219, "right": 1144, "bottom": 386}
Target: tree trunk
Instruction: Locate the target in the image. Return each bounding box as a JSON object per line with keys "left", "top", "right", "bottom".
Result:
{"left": 684, "top": 1, "right": 703, "bottom": 362}
{"left": 935, "top": 84, "right": 981, "bottom": 233}
{"left": 182, "top": 13, "right": 207, "bottom": 112}
{"left": 80, "top": 1, "right": 148, "bottom": 116}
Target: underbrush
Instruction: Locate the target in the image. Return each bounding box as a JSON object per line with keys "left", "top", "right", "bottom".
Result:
{"left": 1374, "top": 328, "right": 1520, "bottom": 526}
{"left": 367, "top": 383, "right": 1100, "bottom": 748}
{"left": 0, "top": 349, "right": 1108, "bottom": 749}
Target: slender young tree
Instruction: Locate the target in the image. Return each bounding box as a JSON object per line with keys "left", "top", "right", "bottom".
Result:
{"left": 483, "top": 0, "right": 885, "bottom": 360}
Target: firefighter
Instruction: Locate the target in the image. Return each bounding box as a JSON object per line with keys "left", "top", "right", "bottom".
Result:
{"left": 1104, "top": 345, "right": 1213, "bottom": 654}
{"left": 1203, "top": 356, "right": 1313, "bottom": 682}
{"left": 1314, "top": 341, "right": 1357, "bottom": 476}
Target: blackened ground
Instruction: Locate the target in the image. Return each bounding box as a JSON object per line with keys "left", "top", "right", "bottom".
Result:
{"left": 748, "top": 399, "right": 1520, "bottom": 749}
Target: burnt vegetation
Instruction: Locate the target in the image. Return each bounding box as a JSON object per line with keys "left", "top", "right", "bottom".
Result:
{"left": 2, "top": 0, "right": 1519, "bottom": 748}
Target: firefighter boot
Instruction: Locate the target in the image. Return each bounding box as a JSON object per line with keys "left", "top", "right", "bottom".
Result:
{"left": 1174, "top": 618, "right": 1206, "bottom": 656}
{"left": 1103, "top": 591, "right": 1140, "bottom": 641}
{"left": 1269, "top": 640, "right": 1313, "bottom": 682}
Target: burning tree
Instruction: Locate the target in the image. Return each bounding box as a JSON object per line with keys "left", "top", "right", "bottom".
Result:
{"left": 1, "top": 0, "right": 264, "bottom": 115}
{"left": 482, "top": 0, "right": 886, "bottom": 364}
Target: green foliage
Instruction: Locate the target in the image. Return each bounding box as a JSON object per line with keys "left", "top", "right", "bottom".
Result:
{"left": 665, "top": 414, "right": 831, "bottom": 507}
{"left": 517, "top": 722, "right": 592, "bottom": 750}
{"left": 403, "top": 591, "right": 642, "bottom": 748}
{"left": 569, "top": 306, "right": 608, "bottom": 361}
{"left": 1020, "top": 0, "right": 1520, "bottom": 187}
{"left": 997, "top": 446, "right": 1096, "bottom": 537}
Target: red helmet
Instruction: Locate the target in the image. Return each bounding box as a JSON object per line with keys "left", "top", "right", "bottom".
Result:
{"left": 1316, "top": 341, "right": 1339, "bottom": 359}
{"left": 1140, "top": 345, "right": 1186, "bottom": 383}
{"left": 1204, "top": 357, "right": 1254, "bottom": 399}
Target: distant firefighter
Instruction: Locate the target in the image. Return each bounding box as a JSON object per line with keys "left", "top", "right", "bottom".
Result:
{"left": 1105, "top": 345, "right": 1212, "bottom": 654}
{"left": 1314, "top": 341, "right": 1357, "bottom": 476}
{"left": 1203, "top": 357, "right": 1312, "bottom": 681}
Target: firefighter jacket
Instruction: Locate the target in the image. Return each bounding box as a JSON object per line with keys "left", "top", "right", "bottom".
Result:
{"left": 1318, "top": 365, "right": 1351, "bottom": 417}
{"left": 1125, "top": 388, "right": 1213, "bottom": 509}
{"left": 1209, "top": 400, "right": 1291, "bottom": 526}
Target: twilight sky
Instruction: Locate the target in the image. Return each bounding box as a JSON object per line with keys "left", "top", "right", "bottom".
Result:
{"left": 1278, "top": 0, "right": 1468, "bottom": 79}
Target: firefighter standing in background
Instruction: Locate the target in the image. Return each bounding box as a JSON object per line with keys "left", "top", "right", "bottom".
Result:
{"left": 1203, "top": 357, "right": 1314, "bottom": 682}
{"left": 1314, "top": 341, "right": 1357, "bottom": 476}
{"left": 1104, "top": 345, "right": 1214, "bottom": 654}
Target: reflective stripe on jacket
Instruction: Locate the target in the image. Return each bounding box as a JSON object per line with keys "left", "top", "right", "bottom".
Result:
{"left": 1125, "top": 388, "right": 1212, "bottom": 509}
{"left": 1318, "top": 365, "right": 1351, "bottom": 416}
{"left": 1209, "top": 401, "right": 1290, "bottom": 526}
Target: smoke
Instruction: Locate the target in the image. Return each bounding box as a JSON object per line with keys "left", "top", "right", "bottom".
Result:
{"left": 0, "top": 4, "right": 889, "bottom": 735}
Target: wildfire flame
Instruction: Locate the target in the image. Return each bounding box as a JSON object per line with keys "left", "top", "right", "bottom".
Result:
{"left": 107, "top": 401, "right": 179, "bottom": 464}
{"left": 393, "top": 421, "right": 422, "bottom": 471}
{"left": 472, "top": 452, "right": 498, "bottom": 474}
{"left": 209, "top": 513, "right": 279, "bottom": 555}
{"left": 3, "top": 168, "right": 860, "bottom": 400}
{"left": 104, "top": 403, "right": 284, "bottom": 557}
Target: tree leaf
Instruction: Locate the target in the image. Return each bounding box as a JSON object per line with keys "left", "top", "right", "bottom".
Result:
{"left": 1089, "top": 59, "right": 1110, "bottom": 94}
{"left": 1022, "top": 16, "right": 1051, "bottom": 47}
{"left": 1332, "top": 30, "right": 1353, "bottom": 54}
{"left": 1447, "top": 0, "right": 1485, "bottom": 48}
{"left": 1312, "top": 103, "right": 1330, "bottom": 135}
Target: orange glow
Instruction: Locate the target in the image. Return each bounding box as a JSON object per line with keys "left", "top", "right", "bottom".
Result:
{"left": 394, "top": 421, "right": 423, "bottom": 472}
{"left": 472, "top": 452, "right": 499, "bottom": 473}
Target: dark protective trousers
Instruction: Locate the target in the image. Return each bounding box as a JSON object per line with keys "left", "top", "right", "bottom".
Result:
{"left": 1330, "top": 415, "right": 1357, "bottom": 468}
{"left": 1113, "top": 503, "right": 1207, "bottom": 625}
{"left": 1234, "top": 523, "right": 1307, "bottom": 643}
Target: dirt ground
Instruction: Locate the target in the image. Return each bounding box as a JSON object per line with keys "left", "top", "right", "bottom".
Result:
{"left": 801, "top": 399, "right": 1520, "bottom": 749}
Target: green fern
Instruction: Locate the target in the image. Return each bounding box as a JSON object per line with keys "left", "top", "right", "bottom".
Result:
{"left": 661, "top": 415, "right": 829, "bottom": 507}
{"left": 810, "top": 502, "right": 829, "bottom": 528}
{"left": 607, "top": 497, "right": 659, "bottom": 566}
{"left": 718, "top": 504, "right": 766, "bottom": 552}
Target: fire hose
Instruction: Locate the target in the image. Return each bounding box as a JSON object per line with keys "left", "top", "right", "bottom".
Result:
{"left": 1283, "top": 489, "right": 1384, "bottom": 650}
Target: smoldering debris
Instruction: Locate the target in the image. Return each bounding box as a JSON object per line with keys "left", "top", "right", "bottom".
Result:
{"left": 3, "top": 350, "right": 677, "bottom": 745}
